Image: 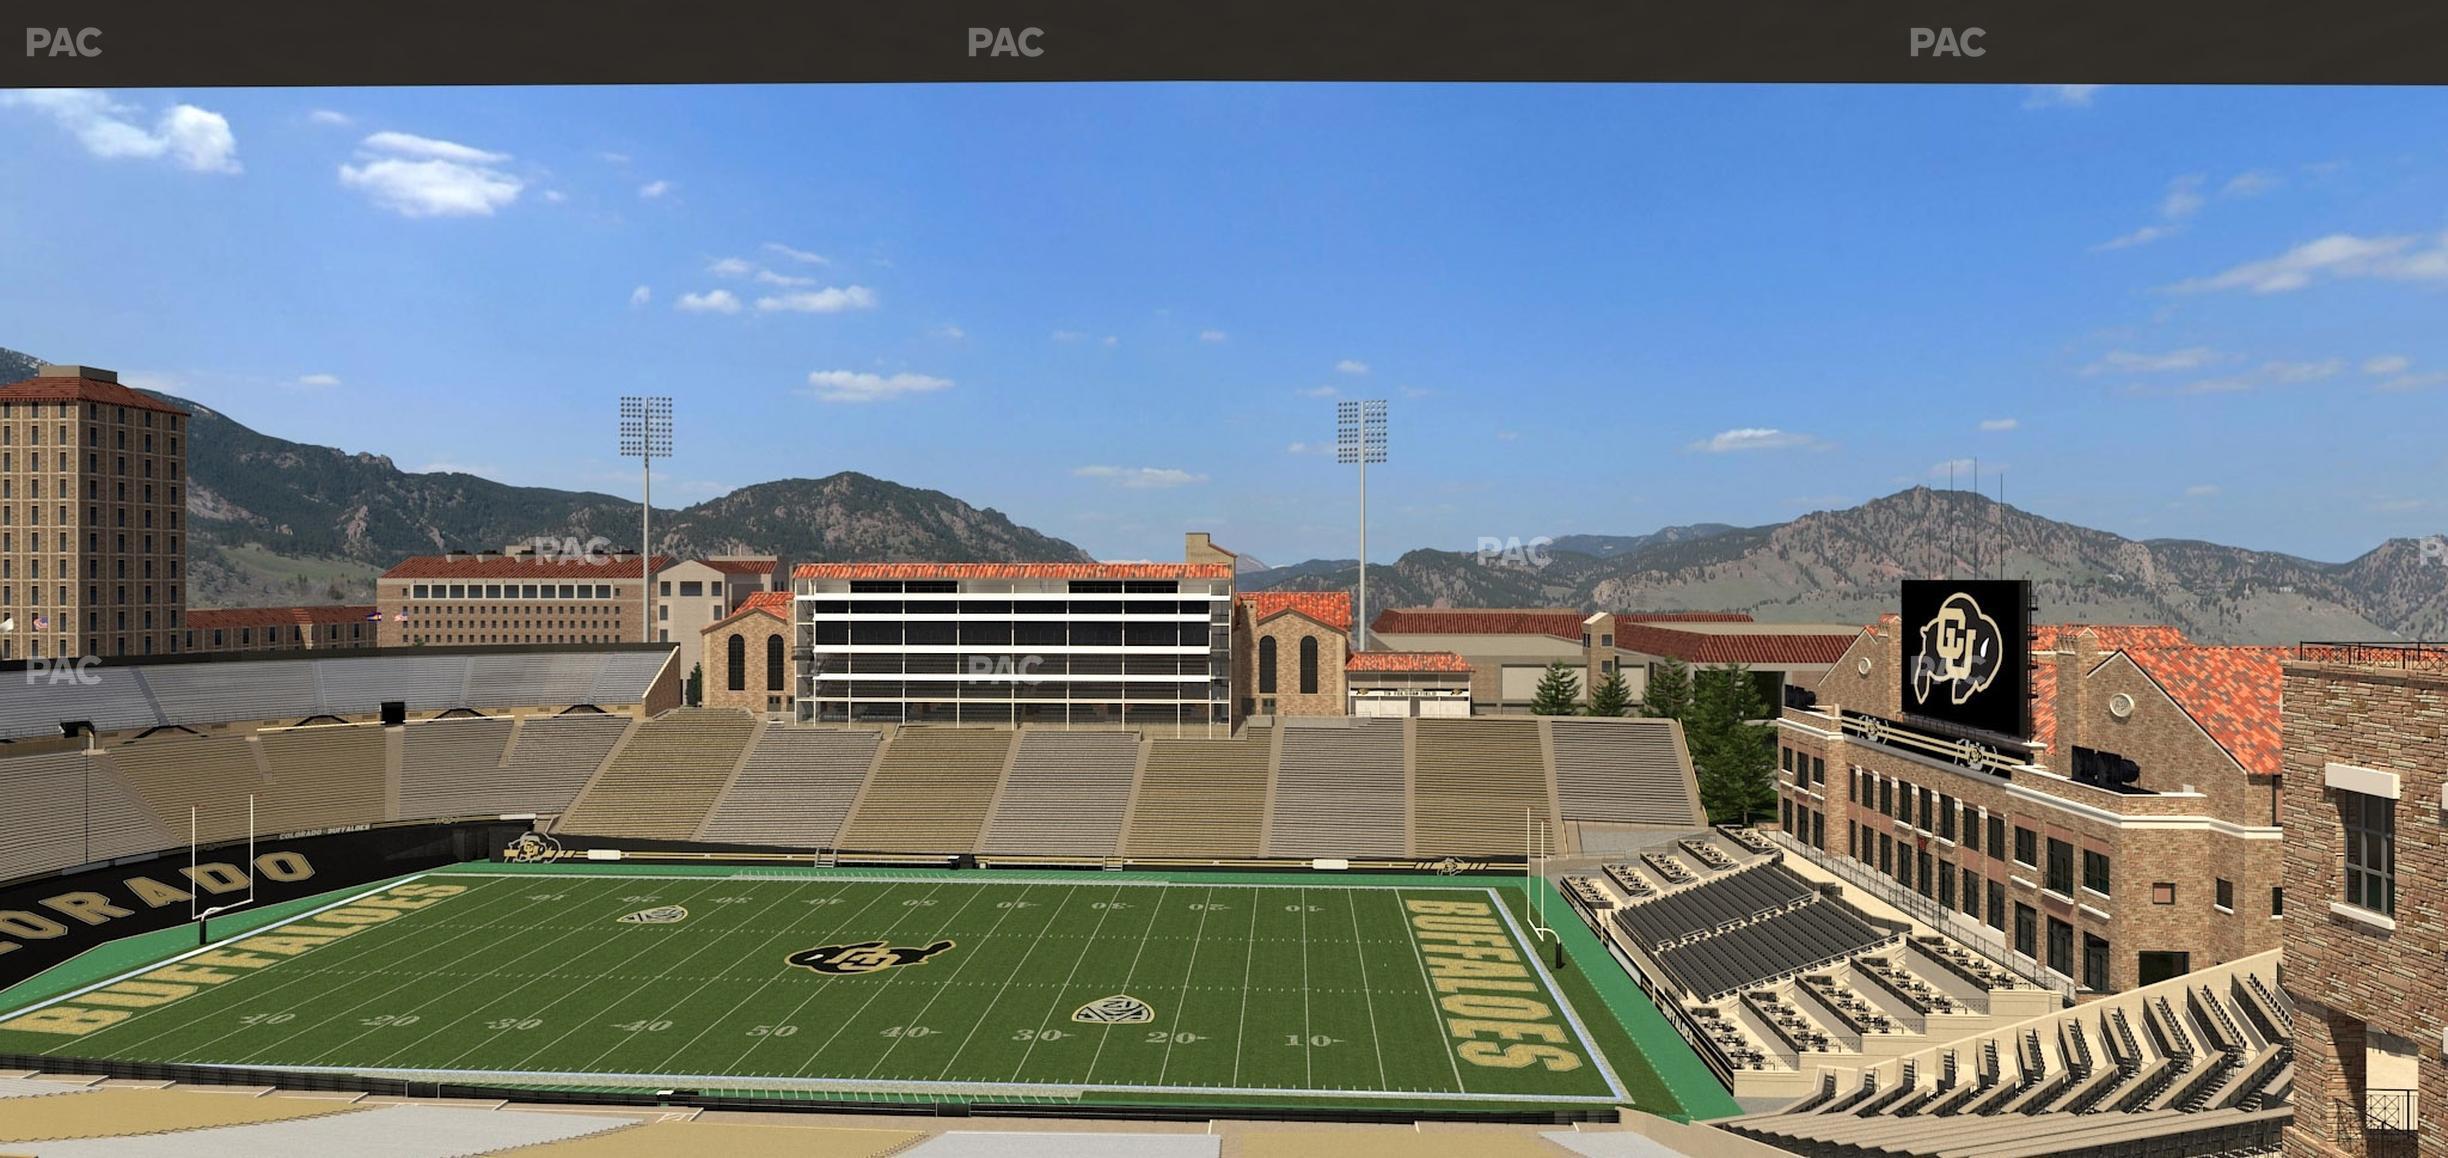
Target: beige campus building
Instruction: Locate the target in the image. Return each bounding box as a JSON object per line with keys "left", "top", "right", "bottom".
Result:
{"left": 378, "top": 551, "right": 671, "bottom": 647}
{"left": 654, "top": 556, "right": 785, "bottom": 677}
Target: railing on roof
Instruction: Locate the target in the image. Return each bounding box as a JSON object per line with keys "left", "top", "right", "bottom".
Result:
{"left": 1829, "top": 708, "right": 2026, "bottom": 781}
{"left": 2296, "top": 642, "right": 2448, "bottom": 671}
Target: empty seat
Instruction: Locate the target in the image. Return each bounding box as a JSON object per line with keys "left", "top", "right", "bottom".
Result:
{"left": 1411, "top": 718, "right": 1551, "bottom": 856}
{"left": 1549, "top": 717, "right": 1702, "bottom": 826}
{"left": 254, "top": 724, "right": 388, "bottom": 834}
{"left": 698, "top": 726, "right": 879, "bottom": 848}
{"left": 833, "top": 727, "right": 1014, "bottom": 854}
{"left": 980, "top": 729, "right": 1139, "bottom": 857}
{"left": 1123, "top": 724, "right": 1272, "bottom": 859}
{"left": 555, "top": 708, "right": 756, "bottom": 840}
{"left": 1267, "top": 719, "right": 1405, "bottom": 858}
{"left": 499, "top": 713, "right": 632, "bottom": 814}
{"left": 397, "top": 715, "right": 518, "bottom": 819}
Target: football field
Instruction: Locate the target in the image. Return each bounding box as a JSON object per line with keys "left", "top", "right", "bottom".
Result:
{"left": 0, "top": 867, "right": 1668, "bottom": 1114}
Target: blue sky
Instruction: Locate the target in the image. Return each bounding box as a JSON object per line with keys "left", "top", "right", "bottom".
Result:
{"left": 1, "top": 83, "right": 2443, "bottom": 566}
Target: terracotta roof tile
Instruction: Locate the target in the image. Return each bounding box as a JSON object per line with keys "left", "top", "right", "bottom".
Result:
{"left": 1613, "top": 611, "right": 1756, "bottom": 623}
{"left": 1369, "top": 608, "right": 1585, "bottom": 640}
{"left": 792, "top": 562, "right": 1232, "bottom": 581}
{"left": 2035, "top": 623, "right": 2192, "bottom": 650}
{"left": 383, "top": 555, "right": 672, "bottom": 579}
{"left": 1347, "top": 650, "right": 1473, "bottom": 673}
{"left": 2120, "top": 645, "right": 2287, "bottom": 776}
{"left": 0, "top": 374, "right": 190, "bottom": 417}
{"left": 189, "top": 605, "right": 380, "bottom": 630}
{"left": 695, "top": 558, "right": 782, "bottom": 575}
{"left": 1238, "top": 590, "right": 1352, "bottom": 632}
{"left": 1611, "top": 622, "right": 1855, "bottom": 666}
{"left": 703, "top": 590, "right": 794, "bottom": 633}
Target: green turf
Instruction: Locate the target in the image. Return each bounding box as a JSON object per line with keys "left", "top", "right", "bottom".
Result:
{"left": 0, "top": 866, "right": 1691, "bottom": 1117}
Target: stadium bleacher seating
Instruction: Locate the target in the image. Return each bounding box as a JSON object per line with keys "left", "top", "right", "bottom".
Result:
{"left": 106, "top": 734, "right": 272, "bottom": 846}
{"left": 1651, "top": 898, "right": 1894, "bottom": 1002}
{"left": 555, "top": 708, "right": 758, "bottom": 841}
{"left": 979, "top": 729, "right": 1140, "bottom": 858}
{"left": 397, "top": 714, "right": 518, "bottom": 819}
{"left": 1123, "top": 723, "right": 1274, "bottom": 859}
{"left": 1612, "top": 863, "right": 1818, "bottom": 951}
{"left": 1266, "top": 718, "right": 1406, "bottom": 858}
{"left": 697, "top": 725, "right": 880, "bottom": 848}
{"left": 255, "top": 724, "right": 388, "bottom": 835}
{"left": 834, "top": 726, "right": 1014, "bottom": 853}
{"left": 0, "top": 751, "right": 169, "bottom": 879}
{"left": 1411, "top": 717, "right": 1549, "bottom": 857}
{"left": 498, "top": 712, "right": 633, "bottom": 814}
{"left": 1548, "top": 717, "right": 1703, "bottom": 827}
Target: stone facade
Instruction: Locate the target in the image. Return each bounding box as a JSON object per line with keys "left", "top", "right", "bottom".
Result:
{"left": 1776, "top": 621, "right": 2283, "bottom": 996}
{"left": 700, "top": 600, "right": 791, "bottom": 715}
{"left": 2281, "top": 656, "right": 2446, "bottom": 1158}
{"left": 1235, "top": 605, "right": 1347, "bottom": 719}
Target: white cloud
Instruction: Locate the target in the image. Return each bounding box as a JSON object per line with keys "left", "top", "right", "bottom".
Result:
{"left": 2023, "top": 84, "right": 2104, "bottom": 109}
{"left": 1051, "top": 330, "right": 1087, "bottom": 343}
{"left": 338, "top": 131, "right": 521, "bottom": 217}
{"left": 1978, "top": 417, "right": 2020, "bottom": 432}
{"left": 306, "top": 109, "right": 353, "bottom": 127}
{"left": 2223, "top": 170, "right": 2281, "bottom": 197}
{"left": 638, "top": 179, "right": 673, "bottom": 199}
{"left": 1199, "top": 330, "right": 1228, "bottom": 343}
{"left": 598, "top": 151, "right": 631, "bottom": 165}
{"left": 2363, "top": 354, "right": 2411, "bottom": 375}
{"left": 2178, "top": 358, "right": 2345, "bottom": 395}
{"left": 2083, "top": 347, "right": 2227, "bottom": 375}
{"left": 2160, "top": 175, "right": 2207, "bottom": 221}
{"left": 763, "top": 242, "right": 828, "bottom": 265}
{"left": 2182, "top": 484, "right": 2221, "bottom": 498}
{"left": 295, "top": 373, "right": 341, "bottom": 388}
{"left": 2374, "top": 370, "right": 2448, "bottom": 394}
{"left": 0, "top": 90, "right": 240, "bottom": 173}
{"left": 1335, "top": 359, "right": 1370, "bottom": 375}
{"left": 803, "top": 369, "right": 952, "bottom": 403}
{"left": 1073, "top": 465, "right": 1209, "bottom": 489}
{"left": 1298, "top": 385, "right": 1339, "bottom": 398}
{"left": 1101, "top": 335, "right": 1120, "bottom": 348}
{"left": 675, "top": 289, "right": 743, "bottom": 314}
{"left": 2172, "top": 232, "right": 2448, "bottom": 294}
{"left": 755, "top": 286, "right": 878, "bottom": 314}
{"left": 1689, "top": 428, "right": 1824, "bottom": 453}
{"left": 1284, "top": 441, "right": 1332, "bottom": 456}
{"left": 1495, "top": 430, "right": 1521, "bottom": 442}
{"left": 539, "top": 189, "right": 567, "bottom": 204}
{"left": 707, "top": 256, "right": 755, "bottom": 278}
{"left": 628, "top": 285, "right": 651, "bottom": 308}
{"left": 931, "top": 324, "right": 967, "bottom": 341}
{"left": 2094, "top": 225, "right": 2176, "bottom": 252}
{"left": 1927, "top": 458, "right": 1979, "bottom": 479}
{"left": 753, "top": 269, "right": 815, "bottom": 287}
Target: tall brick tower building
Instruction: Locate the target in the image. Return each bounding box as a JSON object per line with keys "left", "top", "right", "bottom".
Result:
{"left": 0, "top": 365, "right": 190, "bottom": 661}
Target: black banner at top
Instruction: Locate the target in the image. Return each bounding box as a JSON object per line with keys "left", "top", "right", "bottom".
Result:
{"left": 2, "top": 0, "right": 2444, "bottom": 88}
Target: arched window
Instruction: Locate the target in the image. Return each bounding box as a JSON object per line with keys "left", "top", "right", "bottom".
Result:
{"left": 726, "top": 632, "right": 746, "bottom": 691}
{"left": 1257, "top": 635, "right": 1277, "bottom": 693}
{"left": 766, "top": 633, "right": 785, "bottom": 691}
{"left": 1299, "top": 635, "right": 1319, "bottom": 695}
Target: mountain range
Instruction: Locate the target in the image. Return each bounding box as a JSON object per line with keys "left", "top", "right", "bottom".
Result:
{"left": 5, "top": 344, "right": 2439, "bottom": 644}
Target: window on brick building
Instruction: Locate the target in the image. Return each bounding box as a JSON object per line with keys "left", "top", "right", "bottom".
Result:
{"left": 2083, "top": 849, "right": 2111, "bottom": 896}
{"left": 2270, "top": 886, "right": 2284, "bottom": 917}
{"left": 1987, "top": 815, "right": 2006, "bottom": 859}
{"left": 2014, "top": 903, "right": 2037, "bottom": 958}
{"left": 2045, "top": 838, "right": 2074, "bottom": 896}
{"left": 1963, "top": 806, "right": 1980, "bottom": 852}
{"left": 2340, "top": 789, "right": 2395, "bottom": 918}
{"left": 2013, "top": 825, "right": 2037, "bottom": 868}
{"left": 2082, "top": 934, "right": 2111, "bottom": 993}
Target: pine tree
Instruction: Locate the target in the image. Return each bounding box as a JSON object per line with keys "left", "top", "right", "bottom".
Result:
{"left": 1689, "top": 664, "right": 1776, "bottom": 824}
{"left": 1643, "top": 657, "right": 1693, "bottom": 722}
{"left": 1588, "top": 669, "right": 1632, "bottom": 717}
{"left": 685, "top": 663, "right": 704, "bottom": 707}
{"left": 1530, "top": 661, "right": 1582, "bottom": 716}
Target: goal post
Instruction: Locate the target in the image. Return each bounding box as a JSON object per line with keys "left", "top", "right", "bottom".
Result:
{"left": 191, "top": 795, "right": 258, "bottom": 946}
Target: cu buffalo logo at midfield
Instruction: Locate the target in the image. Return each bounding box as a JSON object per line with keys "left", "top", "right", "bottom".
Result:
{"left": 1072, "top": 994, "right": 1156, "bottom": 1024}
{"left": 616, "top": 905, "right": 688, "bottom": 925}
{"left": 786, "top": 939, "right": 958, "bottom": 976}
{"left": 1910, "top": 590, "right": 2006, "bottom": 707}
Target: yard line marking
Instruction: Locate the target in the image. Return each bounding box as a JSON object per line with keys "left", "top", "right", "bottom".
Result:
{"left": 52, "top": 874, "right": 539, "bottom": 1061}
{"left": 1344, "top": 887, "right": 1389, "bottom": 1090}
{"left": 1298, "top": 886, "right": 1314, "bottom": 1088}
{"left": 1152, "top": 885, "right": 1215, "bottom": 1086}
{"left": 930, "top": 884, "right": 1083, "bottom": 1082}
{"left": 303, "top": 879, "right": 736, "bottom": 1069}
{"left": 528, "top": 878, "right": 829, "bottom": 1073}
{"left": 1392, "top": 888, "right": 1469, "bottom": 1095}
{"left": 1004, "top": 883, "right": 1132, "bottom": 1082}
{"left": 788, "top": 882, "right": 975, "bottom": 1078}
{"left": 862, "top": 882, "right": 1048, "bottom": 1079}
{"left": 1080, "top": 882, "right": 1170, "bottom": 1082}
{"left": 1227, "top": 887, "right": 1261, "bottom": 1088}
{"left": 642, "top": 877, "right": 869, "bottom": 1071}
{"left": 716, "top": 882, "right": 909, "bottom": 1075}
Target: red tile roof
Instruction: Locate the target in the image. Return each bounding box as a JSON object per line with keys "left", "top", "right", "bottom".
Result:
{"left": 791, "top": 562, "right": 1233, "bottom": 581}
{"left": 1613, "top": 611, "right": 1755, "bottom": 623}
{"left": 1347, "top": 650, "right": 1473, "bottom": 673}
{"left": 2036, "top": 624, "right": 2192, "bottom": 651}
{"left": 0, "top": 373, "right": 190, "bottom": 417}
{"left": 695, "top": 558, "right": 782, "bottom": 575}
{"left": 1610, "top": 622, "right": 1856, "bottom": 667}
{"left": 703, "top": 590, "right": 794, "bottom": 633}
{"left": 1238, "top": 590, "right": 1352, "bottom": 632}
{"left": 383, "top": 554, "right": 672, "bottom": 579}
{"left": 189, "top": 605, "right": 379, "bottom": 630}
{"left": 1369, "top": 608, "right": 1586, "bottom": 640}
{"left": 2119, "top": 646, "right": 2288, "bottom": 776}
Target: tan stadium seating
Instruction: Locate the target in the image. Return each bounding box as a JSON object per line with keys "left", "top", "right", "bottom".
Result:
{"left": 105, "top": 735, "right": 274, "bottom": 846}
{"left": 499, "top": 712, "right": 633, "bottom": 815}
{"left": 833, "top": 727, "right": 1014, "bottom": 853}
{"left": 696, "top": 725, "right": 880, "bottom": 848}
{"left": 554, "top": 708, "right": 758, "bottom": 841}
{"left": 254, "top": 724, "right": 388, "bottom": 835}
{"left": 1548, "top": 717, "right": 1703, "bottom": 827}
{"left": 1411, "top": 718, "right": 1551, "bottom": 857}
{"left": 1122, "top": 723, "right": 1272, "bottom": 859}
{"left": 979, "top": 729, "right": 1140, "bottom": 858}
{"left": 0, "top": 751, "right": 169, "bottom": 881}
{"left": 1266, "top": 719, "right": 1405, "bottom": 859}
{"left": 395, "top": 715, "right": 518, "bottom": 820}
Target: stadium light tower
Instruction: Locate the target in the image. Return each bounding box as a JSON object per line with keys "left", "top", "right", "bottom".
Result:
{"left": 1336, "top": 399, "right": 1387, "bottom": 649}
{"left": 619, "top": 396, "right": 674, "bottom": 644}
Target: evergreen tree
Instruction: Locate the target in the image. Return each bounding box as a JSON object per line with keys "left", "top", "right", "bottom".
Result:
{"left": 1588, "top": 669, "right": 1632, "bottom": 717}
{"left": 685, "top": 663, "right": 703, "bottom": 707}
{"left": 1643, "top": 657, "right": 1693, "bottom": 722}
{"left": 1530, "top": 661, "right": 1582, "bottom": 716}
{"left": 1689, "top": 663, "right": 1777, "bottom": 824}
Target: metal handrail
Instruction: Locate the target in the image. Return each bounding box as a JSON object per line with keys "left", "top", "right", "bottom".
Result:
{"left": 1761, "top": 828, "right": 2077, "bottom": 1001}
{"left": 2296, "top": 642, "right": 2448, "bottom": 670}
{"left": 2364, "top": 1088, "right": 2419, "bottom": 1135}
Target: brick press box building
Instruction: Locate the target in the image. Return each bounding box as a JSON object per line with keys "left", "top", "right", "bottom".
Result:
{"left": 2279, "top": 643, "right": 2444, "bottom": 1157}
{"left": 1774, "top": 579, "right": 2287, "bottom": 997}
{"left": 187, "top": 604, "right": 380, "bottom": 653}
{"left": 378, "top": 551, "right": 672, "bottom": 647}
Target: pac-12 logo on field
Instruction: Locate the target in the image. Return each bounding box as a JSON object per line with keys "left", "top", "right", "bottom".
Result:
{"left": 786, "top": 939, "right": 956, "bottom": 975}
{"left": 617, "top": 905, "right": 688, "bottom": 924}
{"left": 1072, "top": 994, "right": 1156, "bottom": 1024}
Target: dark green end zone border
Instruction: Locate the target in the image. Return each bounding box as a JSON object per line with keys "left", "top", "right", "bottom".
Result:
{"left": 0, "top": 862, "right": 1736, "bottom": 1122}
